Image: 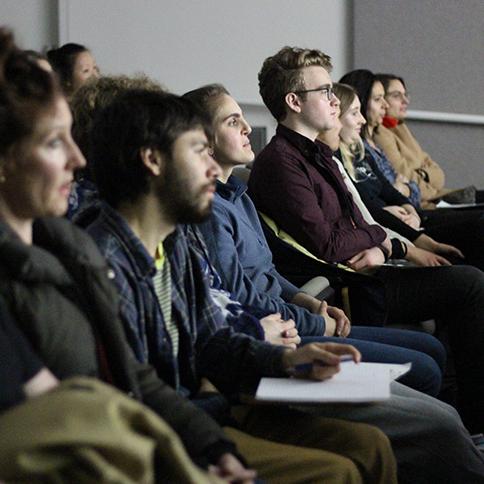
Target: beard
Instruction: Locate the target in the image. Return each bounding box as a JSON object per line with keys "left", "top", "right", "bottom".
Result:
{"left": 156, "top": 162, "right": 214, "bottom": 224}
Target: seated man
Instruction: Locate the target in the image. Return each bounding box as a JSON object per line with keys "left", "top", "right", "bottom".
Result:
{"left": 85, "top": 87, "right": 483, "bottom": 483}
{"left": 85, "top": 88, "right": 397, "bottom": 484}
{"left": 184, "top": 83, "right": 445, "bottom": 398}
{"left": 248, "top": 45, "right": 484, "bottom": 435}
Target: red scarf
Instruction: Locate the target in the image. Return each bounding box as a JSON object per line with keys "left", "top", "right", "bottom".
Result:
{"left": 382, "top": 115, "right": 399, "bottom": 129}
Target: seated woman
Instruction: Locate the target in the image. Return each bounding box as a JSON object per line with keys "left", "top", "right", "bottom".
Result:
{"left": 0, "top": 295, "right": 218, "bottom": 483}
{"left": 47, "top": 42, "right": 99, "bottom": 99}
{"left": 331, "top": 82, "right": 465, "bottom": 267}
{"left": 0, "top": 27, "right": 259, "bottom": 483}
{"left": 374, "top": 73, "right": 483, "bottom": 206}
{"left": 184, "top": 83, "right": 448, "bottom": 397}
{"left": 340, "top": 70, "right": 484, "bottom": 271}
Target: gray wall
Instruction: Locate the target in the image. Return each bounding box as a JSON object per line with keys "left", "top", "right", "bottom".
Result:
{"left": 0, "top": 0, "right": 58, "bottom": 51}
{"left": 353, "top": 0, "right": 484, "bottom": 188}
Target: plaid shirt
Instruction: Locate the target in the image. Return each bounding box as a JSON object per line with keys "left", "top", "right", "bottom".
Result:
{"left": 87, "top": 202, "right": 287, "bottom": 399}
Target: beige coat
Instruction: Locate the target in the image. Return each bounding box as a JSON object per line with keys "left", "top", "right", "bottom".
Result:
{"left": 374, "top": 123, "right": 446, "bottom": 204}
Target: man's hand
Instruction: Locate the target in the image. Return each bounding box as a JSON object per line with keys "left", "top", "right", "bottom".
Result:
{"left": 347, "top": 247, "right": 385, "bottom": 270}
{"left": 406, "top": 246, "right": 451, "bottom": 267}
{"left": 281, "top": 342, "right": 360, "bottom": 380}
{"left": 312, "top": 300, "right": 336, "bottom": 336}
{"left": 326, "top": 304, "right": 351, "bottom": 338}
{"left": 208, "top": 453, "right": 256, "bottom": 483}
{"left": 260, "top": 313, "right": 301, "bottom": 349}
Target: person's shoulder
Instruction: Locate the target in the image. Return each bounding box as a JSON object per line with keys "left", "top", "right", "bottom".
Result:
{"left": 35, "top": 217, "right": 108, "bottom": 267}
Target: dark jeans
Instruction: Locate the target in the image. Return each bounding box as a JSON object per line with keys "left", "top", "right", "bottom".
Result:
{"left": 302, "top": 326, "right": 445, "bottom": 398}
{"left": 375, "top": 264, "right": 484, "bottom": 433}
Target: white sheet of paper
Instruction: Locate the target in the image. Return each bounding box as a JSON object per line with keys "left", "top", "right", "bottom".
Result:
{"left": 255, "top": 362, "right": 411, "bottom": 404}
{"left": 436, "top": 200, "right": 483, "bottom": 209}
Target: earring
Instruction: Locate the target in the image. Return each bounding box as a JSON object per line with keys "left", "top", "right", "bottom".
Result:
{"left": 208, "top": 148, "right": 214, "bottom": 157}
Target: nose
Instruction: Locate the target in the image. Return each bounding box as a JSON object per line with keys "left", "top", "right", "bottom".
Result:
{"left": 382, "top": 98, "right": 390, "bottom": 109}
{"left": 67, "top": 139, "right": 87, "bottom": 170}
{"left": 330, "top": 93, "right": 340, "bottom": 107}
{"left": 205, "top": 151, "right": 222, "bottom": 178}
{"left": 242, "top": 117, "right": 252, "bottom": 135}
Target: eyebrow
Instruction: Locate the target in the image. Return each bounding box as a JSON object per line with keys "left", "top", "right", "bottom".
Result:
{"left": 222, "top": 112, "right": 241, "bottom": 122}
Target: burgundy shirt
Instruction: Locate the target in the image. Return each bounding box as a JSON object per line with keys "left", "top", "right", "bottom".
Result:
{"left": 248, "top": 124, "right": 386, "bottom": 263}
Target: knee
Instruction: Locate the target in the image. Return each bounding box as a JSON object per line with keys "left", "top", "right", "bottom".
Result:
{"left": 401, "top": 353, "right": 443, "bottom": 397}
{"left": 348, "top": 423, "right": 395, "bottom": 466}
{"left": 418, "top": 334, "right": 447, "bottom": 371}
{"left": 308, "top": 454, "right": 363, "bottom": 484}
{"left": 452, "top": 265, "right": 484, "bottom": 294}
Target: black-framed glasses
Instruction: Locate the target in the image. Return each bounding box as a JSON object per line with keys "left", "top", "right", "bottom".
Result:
{"left": 386, "top": 91, "right": 410, "bottom": 101}
{"left": 293, "top": 85, "right": 334, "bottom": 101}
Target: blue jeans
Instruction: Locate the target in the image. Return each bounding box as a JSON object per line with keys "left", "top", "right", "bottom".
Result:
{"left": 301, "top": 326, "right": 446, "bottom": 397}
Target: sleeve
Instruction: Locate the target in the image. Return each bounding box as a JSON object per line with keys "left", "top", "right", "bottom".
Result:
{"left": 365, "top": 153, "right": 412, "bottom": 206}
{"left": 250, "top": 152, "right": 386, "bottom": 263}
{"left": 199, "top": 204, "right": 295, "bottom": 316}
{"left": 0, "top": 299, "right": 44, "bottom": 412}
{"left": 369, "top": 207, "right": 420, "bottom": 242}
{"left": 0, "top": 301, "right": 43, "bottom": 383}
{"left": 198, "top": 205, "right": 325, "bottom": 335}
{"left": 196, "top": 326, "right": 288, "bottom": 397}
{"left": 374, "top": 127, "right": 415, "bottom": 179}
{"left": 126, "top": 348, "right": 238, "bottom": 467}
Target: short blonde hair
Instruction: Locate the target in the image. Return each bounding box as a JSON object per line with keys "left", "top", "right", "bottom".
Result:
{"left": 258, "top": 46, "right": 332, "bottom": 121}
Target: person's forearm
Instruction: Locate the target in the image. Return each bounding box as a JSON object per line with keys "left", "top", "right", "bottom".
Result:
{"left": 290, "top": 291, "right": 321, "bottom": 314}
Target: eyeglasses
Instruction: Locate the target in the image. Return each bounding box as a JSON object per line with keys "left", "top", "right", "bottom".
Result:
{"left": 386, "top": 91, "right": 410, "bottom": 101}
{"left": 293, "top": 85, "right": 334, "bottom": 101}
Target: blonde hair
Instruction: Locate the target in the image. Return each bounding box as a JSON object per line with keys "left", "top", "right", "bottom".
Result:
{"left": 258, "top": 46, "right": 332, "bottom": 121}
{"left": 339, "top": 138, "right": 365, "bottom": 180}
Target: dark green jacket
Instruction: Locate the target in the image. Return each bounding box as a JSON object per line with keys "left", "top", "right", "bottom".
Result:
{"left": 0, "top": 217, "right": 234, "bottom": 466}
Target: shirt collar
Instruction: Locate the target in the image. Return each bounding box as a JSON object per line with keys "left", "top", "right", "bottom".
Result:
{"left": 276, "top": 124, "right": 334, "bottom": 161}
{"left": 216, "top": 174, "right": 247, "bottom": 202}
{"left": 98, "top": 201, "right": 157, "bottom": 278}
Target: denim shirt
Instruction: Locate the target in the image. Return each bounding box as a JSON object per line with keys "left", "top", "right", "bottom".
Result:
{"left": 198, "top": 175, "right": 326, "bottom": 336}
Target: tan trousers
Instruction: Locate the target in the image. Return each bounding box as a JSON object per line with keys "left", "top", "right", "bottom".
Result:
{"left": 231, "top": 405, "right": 397, "bottom": 484}
{"left": 0, "top": 378, "right": 222, "bottom": 484}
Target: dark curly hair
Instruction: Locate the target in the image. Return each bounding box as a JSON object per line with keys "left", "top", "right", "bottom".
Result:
{"left": 90, "top": 89, "right": 212, "bottom": 208}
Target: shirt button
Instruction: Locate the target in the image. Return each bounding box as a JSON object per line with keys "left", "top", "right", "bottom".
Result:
{"left": 107, "top": 269, "right": 115, "bottom": 279}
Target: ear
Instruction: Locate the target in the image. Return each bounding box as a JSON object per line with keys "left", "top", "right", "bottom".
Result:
{"left": 284, "top": 92, "right": 303, "bottom": 114}
{"left": 140, "top": 147, "right": 164, "bottom": 176}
